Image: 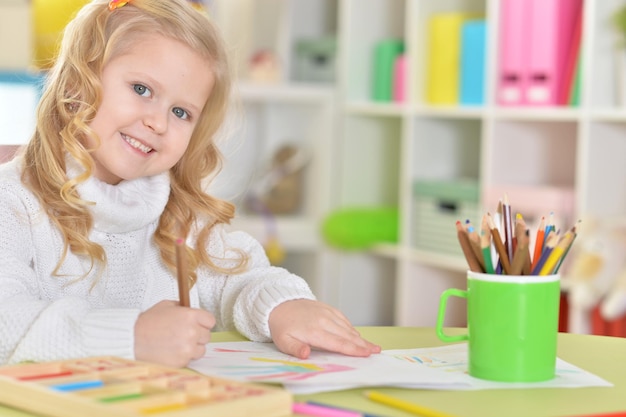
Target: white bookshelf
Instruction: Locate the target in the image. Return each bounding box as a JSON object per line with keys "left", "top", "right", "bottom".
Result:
{"left": 209, "top": 0, "right": 340, "bottom": 300}
{"left": 210, "top": 0, "right": 626, "bottom": 327}
{"left": 333, "top": 0, "right": 626, "bottom": 327}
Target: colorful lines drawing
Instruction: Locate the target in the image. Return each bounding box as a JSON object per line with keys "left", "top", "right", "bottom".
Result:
{"left": 200, "top": 346, "right": 354, "bottom": 381}
{"left": 389, "top": 353, "right": 466, "bottom": 373}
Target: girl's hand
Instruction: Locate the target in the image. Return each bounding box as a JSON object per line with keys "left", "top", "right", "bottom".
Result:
{"left": 134, "top": 300, "right": 215, "bottom": 367}
{"left": 268, "top": 299, "right": 381, "bottom": 359}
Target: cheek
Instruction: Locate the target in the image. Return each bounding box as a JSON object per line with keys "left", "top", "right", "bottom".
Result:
{"left": 167, "top": 132, "right": 193, "bottom": 163}
{"left": 88, "top": 99, "right": 122, "bottom": 140}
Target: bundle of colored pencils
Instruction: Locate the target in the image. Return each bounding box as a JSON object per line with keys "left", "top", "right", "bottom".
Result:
{"left": 456, "top": 194, "right": 579, "bottom": 276}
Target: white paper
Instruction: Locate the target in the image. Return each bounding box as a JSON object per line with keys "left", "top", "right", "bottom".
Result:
{"left": 384, "top": 343, "right": 613, "bottom": 391}
{"left": 188, "top": 341, "right": 612, "bottom": 394}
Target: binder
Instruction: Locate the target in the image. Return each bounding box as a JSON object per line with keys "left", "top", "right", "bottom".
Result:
{"left": 559, "top": 5, "right": 583, "bottom": 106}
{"left": 373, "top": 39, "right": 404, "bottom": 101}
{"left": 497, "top": 0, "right": 529, "bottom": 105}
{"left": 425, "top": 13, "right": 465, "bottom": 105}
{"left": 460, "top": 20, "right": 486, "bottom": 105}
{"left": 526, "top": 0, "right": 582, "bottom": 106}
{"left": 568, "top": 54, "right": 582, "bottom": 106}
{"left": 392, "top": 54, "right": 407, "bottom": 102}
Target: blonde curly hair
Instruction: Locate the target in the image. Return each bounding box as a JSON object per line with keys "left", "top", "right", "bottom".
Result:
{"left": 21, "top": 0, "right": 247, "bottom": 283}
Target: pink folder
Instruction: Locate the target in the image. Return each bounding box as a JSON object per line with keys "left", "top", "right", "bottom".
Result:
{"left": 526, "top": 0, "right": 582, "bottom": 106}
{"left": 497, "top": 0, "right": 529, "bottom": 106}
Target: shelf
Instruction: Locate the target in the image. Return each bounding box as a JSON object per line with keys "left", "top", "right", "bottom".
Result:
{"left": 213, "top": 0, "right": 626, "bottom": 329}
{"left": 589, "top": 108, "right": 626, "bottom": 121}
{"left": 236, "top": 82, "right": 334, "bottom": 103}
{"left": 228, "top": 216, "right": 322, "bottom": 251}
{"left": 332, "top": 0, "right": 626, "bottom": 328}
{"left": 491, "top": 107, "right": 581, "bottom": 121}
{"left": 371, "top": 244, "right": 469, "bottom": 272}
{"left": 416, "top": 106, "right": 485, "bottom": 119}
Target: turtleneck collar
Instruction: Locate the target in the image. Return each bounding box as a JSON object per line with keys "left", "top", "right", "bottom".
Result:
{"left": 66, "top": 156, "right": 171, "bottom": 234}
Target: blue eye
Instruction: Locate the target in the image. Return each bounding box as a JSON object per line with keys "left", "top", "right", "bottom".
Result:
{"left": 133, "top": 84, "right": 151, "bottom": 97}
{"left": 172, "top": 107, "right": 189, "bottom": 120}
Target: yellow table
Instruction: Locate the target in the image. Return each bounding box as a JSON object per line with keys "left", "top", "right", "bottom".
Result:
{"left": 291, "top": 327, "right": 626, "bottom": 417}
{"left": 0, "top": 327, "right": 624, "bottom": 417}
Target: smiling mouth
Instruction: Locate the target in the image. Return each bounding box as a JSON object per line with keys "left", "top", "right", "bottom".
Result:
{"left": 122, "top": 133, "right": 153, "bottom": 154}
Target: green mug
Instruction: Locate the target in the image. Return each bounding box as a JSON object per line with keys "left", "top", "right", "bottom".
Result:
{"left": 436, "top": 271, "right": 561, "bottom": 382}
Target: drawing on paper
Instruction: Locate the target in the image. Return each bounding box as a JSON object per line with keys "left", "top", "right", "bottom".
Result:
{"left": 200, "top": 345, "right": 354, "bottom": 381}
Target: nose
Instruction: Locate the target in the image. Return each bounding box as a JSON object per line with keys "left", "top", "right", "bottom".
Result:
{"left": 143, "top": 106, "right": 168, "bottom": 134}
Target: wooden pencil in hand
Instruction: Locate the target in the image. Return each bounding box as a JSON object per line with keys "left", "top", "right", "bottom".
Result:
{"left": 175, "top": 238, "right": 190, "bottom": 307}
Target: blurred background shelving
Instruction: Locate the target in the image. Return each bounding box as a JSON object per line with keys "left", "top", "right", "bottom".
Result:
{"left": 1, "top": 0, "right": 625, "bottom": 329}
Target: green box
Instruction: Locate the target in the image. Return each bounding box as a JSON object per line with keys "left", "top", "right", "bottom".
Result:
{"left": 413, "top": 179, "right": 480, "bottom": 255}
{"left": 294, "top": 37, "right": 337, "bottom": 83}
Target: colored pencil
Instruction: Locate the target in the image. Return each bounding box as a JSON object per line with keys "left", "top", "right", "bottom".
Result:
{"left": 495, "top": 199, "right": 503, "bottom": 232}
{"left": 510, "top": 229, "right": 530, "bottom": 276}
{"left": 531, "top": 216, "right": 546, "bottom": 271}
{"left": 486, "top": 213, "right": 511, "bottom": 275}
{"left": 480, "top": 214, "right": 495, "bottom": 274}
{"left": 481, "top": 232, "right": 495, "bottom": 274}
{"left": 539, "top": 231, "right": 575, "bottom": 275}
{"left": 555, "top": 220, "right": 581, "bottom": 273}
{"left": 456, "top": 220, "right": 483, "bottom": 273}
{"left": 514, "top": 213, "right": 532, "bottom": 275}
{"left": 175, "top": 238, "right": 190, "bottom": 307}
{"left": 567, "top": 412, "right": 626, "bottom": 417}
{"left": 544, "top": 211, "right": 555, "bottom": 245}
{"left": 306, "top": 401, "right": 386, "bottom": 417}
{"left": 502, "top": 194, "right": 514, "bottom": 263}
{"left": 465, "top": 221, "right": 485, "bottom": 271}
{"left": 293, "top": 402, "right": 361, "bottom": 417}
{"left": 494, "top": 200, "right": 504, "bottom": 274}
{"left": 364, "top": 391, "right": 458, "bottom": 417}
{"left": 531, "top": 231, "right": 559, "bottom": 275}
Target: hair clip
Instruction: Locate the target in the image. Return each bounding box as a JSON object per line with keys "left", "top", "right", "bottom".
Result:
{"left": 108, "top": 0, "right": 130, "bottom": 11}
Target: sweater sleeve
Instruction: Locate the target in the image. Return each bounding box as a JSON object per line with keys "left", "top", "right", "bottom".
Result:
{"left": 196, "top": 226, "right": 316, "bottom": 342}
{"left": 0, "top": 177, "right": 139, "bottom": 365}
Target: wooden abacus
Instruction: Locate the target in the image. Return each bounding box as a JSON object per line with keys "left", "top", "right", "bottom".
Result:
{"left": 0, "top": 356, "right": 292, "bottom": 417}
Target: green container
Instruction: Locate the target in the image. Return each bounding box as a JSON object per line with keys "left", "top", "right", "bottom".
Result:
{"left": 437, "top": 272, "right": 561, "bottom": 382}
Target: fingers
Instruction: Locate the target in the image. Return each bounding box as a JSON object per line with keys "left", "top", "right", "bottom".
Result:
{"left": 314, "top": 310, "right": 380, "bottom": 355}
{"left": 190, "top": 343, "right": 207, "bottom": 361}
{"left": 197, "top": 330, "right": 212, "bottom": 346}
{"left": 195, "top": 309, "right": 216, "bottom": 330}
{"left": 313, "top": 331, "right": 380, "bottom": 357}
{"left": 276, "top": 335, "right": 312, "bottom": 359}
{"left": 268, "top": 299, "right": 381, "bottom": 359}
{"left": 275, "top": 325, "right": 380, "bottom": 359}
{"left": 135, "top": 302, "right": 216, "bottom": 367}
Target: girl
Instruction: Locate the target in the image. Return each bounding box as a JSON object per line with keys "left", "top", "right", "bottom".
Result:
{"left": 0, "top": 0, "right": 380, "bottom": 367}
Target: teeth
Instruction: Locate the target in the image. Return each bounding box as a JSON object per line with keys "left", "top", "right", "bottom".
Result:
{"left": 122, "top": 134, "right": 152, "bottom": 153}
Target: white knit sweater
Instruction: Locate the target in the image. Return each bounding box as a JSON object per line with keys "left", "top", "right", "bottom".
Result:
{"left": 0, "top": 156, "right": 315, "bottom": 365}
